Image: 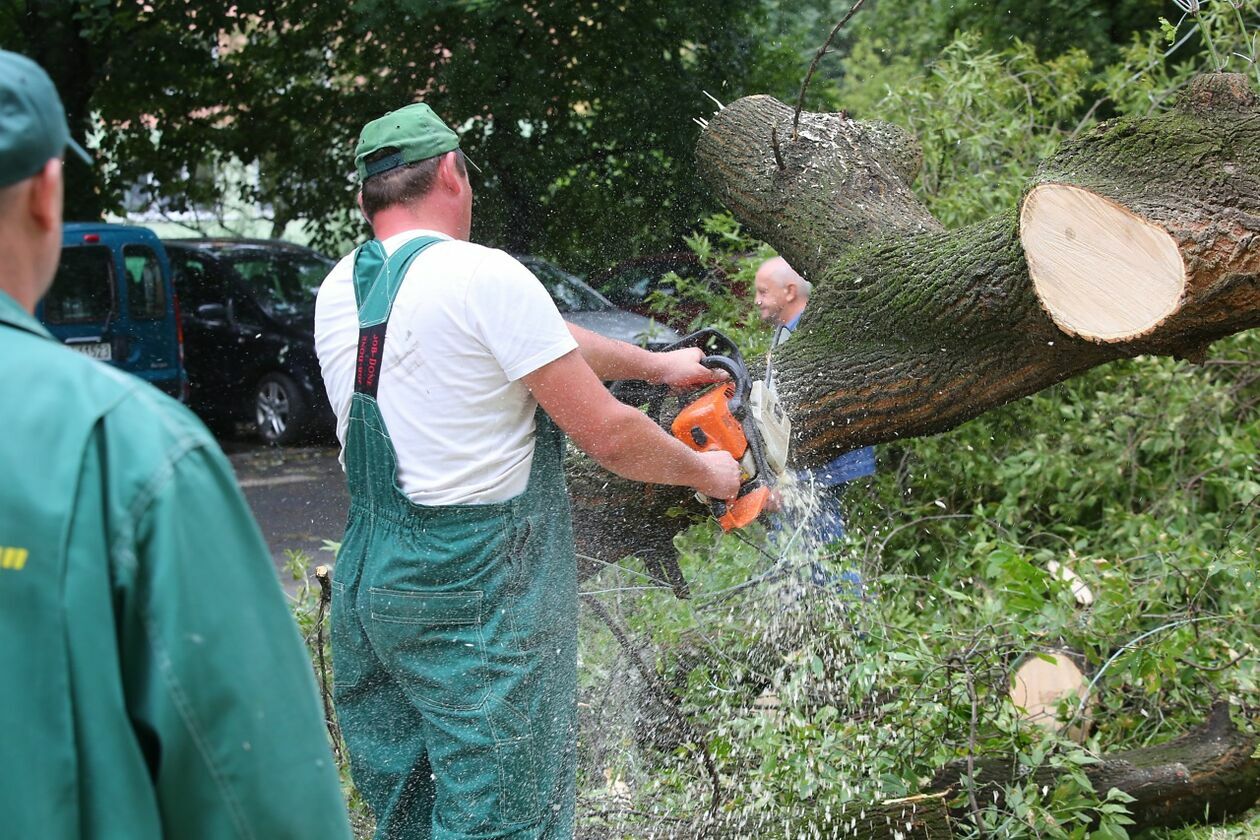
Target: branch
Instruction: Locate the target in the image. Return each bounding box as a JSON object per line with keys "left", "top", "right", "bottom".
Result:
{"left": 792, "top": 0, "right": 867, "bottom": 141}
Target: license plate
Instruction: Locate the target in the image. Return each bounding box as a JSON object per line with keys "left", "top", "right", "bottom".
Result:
{"left": 70, "top": 341, "right": 112, "bottom": 361}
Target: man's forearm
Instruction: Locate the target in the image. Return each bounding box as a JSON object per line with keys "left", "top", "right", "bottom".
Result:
{"left": 589, "top": 401, "right": 713, "bottom": 487}
{"left": 566, "top": 323, "right": 663, "bottom": 382}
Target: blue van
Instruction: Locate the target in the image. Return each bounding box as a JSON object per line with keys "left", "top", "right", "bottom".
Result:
{"left": 38, "top": 223, "right": 187, "bottom": 401}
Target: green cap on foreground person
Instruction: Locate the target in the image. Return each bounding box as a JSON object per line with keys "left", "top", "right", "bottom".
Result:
{"left": 0, "top": 49, "right": 352, "bottom": 838}
{"left": 0, "top": 50, "right": 89, "bottom": 186}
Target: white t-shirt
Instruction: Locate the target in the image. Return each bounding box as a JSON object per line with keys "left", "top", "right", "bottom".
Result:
{"left": 314, "top": 230, "right": 578, "bottom": 504}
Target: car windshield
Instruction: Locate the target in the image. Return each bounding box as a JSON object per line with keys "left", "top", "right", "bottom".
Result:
{"left": 223, "top": 249, "right": 333, "bottom": 318}
{"left": 524, "top": 259, "right": 613, "bottom": 313}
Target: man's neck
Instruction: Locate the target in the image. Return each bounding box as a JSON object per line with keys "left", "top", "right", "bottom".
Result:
{"left": 370, "top": 204, "right": 465, "bottom": 242}
{"left": 0, "top": 234, "right": 45, "bottom": 314}
{"left": 779, "top": 300, "right": 807, "bottom": 330}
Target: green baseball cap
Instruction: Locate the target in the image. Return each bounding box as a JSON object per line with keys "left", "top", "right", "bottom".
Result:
{"left": 0, "top": 50, "right": 90, "bottom": 188}
{"left": 355, "top": 103, "right": 462, "bottom": 181}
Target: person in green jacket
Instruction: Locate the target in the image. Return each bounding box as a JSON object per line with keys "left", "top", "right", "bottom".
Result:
{"left": 0, "top": 50, "right": 352, "bottom": 839}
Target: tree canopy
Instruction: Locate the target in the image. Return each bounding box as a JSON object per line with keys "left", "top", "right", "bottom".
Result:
{"left": 2, "top": 0, "right": 826, "bottom": 267}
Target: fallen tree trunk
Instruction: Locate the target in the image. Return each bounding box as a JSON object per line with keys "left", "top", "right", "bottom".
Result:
{"left": 696, "top": 72, "right": 1260, "bottom": 469}
{"left": 569, "top": 72, "right": 1259, "bottom": 569}
{"left": 636, "top": 705, "right": 1258, "bottom": 838}
{"left": 929, "top": 702, "right": 1260, "bottom": 834}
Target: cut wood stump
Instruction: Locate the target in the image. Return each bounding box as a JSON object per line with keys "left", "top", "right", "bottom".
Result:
{"left": 1009, "top": 650, "right": 1095, "bottom": 743}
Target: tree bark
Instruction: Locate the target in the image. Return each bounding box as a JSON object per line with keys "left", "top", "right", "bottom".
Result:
{"left": 568, "top": 73, "right": 1259, "bottom": 569}
{"left": 929, "top": 702, "right": 1260, "bottom": 834}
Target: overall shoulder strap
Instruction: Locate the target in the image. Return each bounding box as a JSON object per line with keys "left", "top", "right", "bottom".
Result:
{"left": 351, "top": 236, "right": 442, "bottom": 328}
{"left": 351, "top": 236, "right": 442, "bottom": 396}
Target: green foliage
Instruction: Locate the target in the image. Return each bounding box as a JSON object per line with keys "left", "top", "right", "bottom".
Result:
{"left": 0, "top": 0, "right": 830, "bottom": 266}
{"left": 844, "top": 0, "right": 1169, "bottom": 74}
{"left": 645, "top": 211, "right": 777, "bottom": 357}
{"left": 576, "top": 317, "right": 1258, "bottom": 838}
{"left": 834, "top": 1, "right": 1260, "bottom": 227}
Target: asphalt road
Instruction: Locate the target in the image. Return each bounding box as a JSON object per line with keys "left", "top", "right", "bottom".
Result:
{"left": 223, "top": 439, "right": 349, "bottom": 584}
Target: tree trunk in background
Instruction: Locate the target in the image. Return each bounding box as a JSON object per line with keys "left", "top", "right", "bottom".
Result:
{"left": 929, "top": 703, "right": 1260, "bottom": 834}
{"left": 568, "top": 73, "right": 1259, "bottom": 570}
{"left": 696, "top": 72, "right": 1259, "bottom": 469}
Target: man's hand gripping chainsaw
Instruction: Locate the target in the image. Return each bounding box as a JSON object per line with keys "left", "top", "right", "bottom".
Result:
{"left": 622, "top": 329, "right": 792, "bottom": 530}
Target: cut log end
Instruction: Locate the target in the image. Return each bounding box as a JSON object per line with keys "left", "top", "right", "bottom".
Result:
{"left": 1020, "top": 184, "right": 1186, "bottom": 342}
{"left": 1009, "top": 650, "right": 1094, "bottom": 743}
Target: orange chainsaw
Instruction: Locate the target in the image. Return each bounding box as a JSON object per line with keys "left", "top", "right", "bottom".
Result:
{"left": 622, "top": 329, "right": 791, "bottom": 531}
{"left": 609, "top": 330, "right": 790, "bottom": 598}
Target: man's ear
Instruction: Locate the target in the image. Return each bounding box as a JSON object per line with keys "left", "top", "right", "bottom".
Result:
{"left": 356, "top": 190, "right": 368, "bottom": 223}
{"left": 437, "top": 150, "right": 464, "bottom": 193}
{"left": 27, "top": 158, "right": 63, "bottom": 233}
{"left": 782, "top": 281, "right": 798, "bottom": 303}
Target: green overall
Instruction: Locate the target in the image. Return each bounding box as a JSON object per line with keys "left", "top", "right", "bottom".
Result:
{"left": 331, "top": 237, "right": 579, "bottom": 840}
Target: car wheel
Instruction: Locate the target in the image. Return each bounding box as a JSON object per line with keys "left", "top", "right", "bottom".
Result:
{"left": 255, "top": 372, "right": 310, "bottom": 445}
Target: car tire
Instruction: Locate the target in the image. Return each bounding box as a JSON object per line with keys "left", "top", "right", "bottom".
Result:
{"left": 255, "top": 372, "right": 310, "bottom": 446}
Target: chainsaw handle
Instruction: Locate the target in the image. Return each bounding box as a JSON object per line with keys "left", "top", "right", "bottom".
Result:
{"left": 610, "top": 333, "right": 749, "bottom": 418}
{"left": 661, "top": 328, "right": 743, "bottom": 365}
{"left": 699, "top": 354, "right": 748, "bottom": 416}
{"left": 705, "top": 478, "right": 770, "bottom": 531}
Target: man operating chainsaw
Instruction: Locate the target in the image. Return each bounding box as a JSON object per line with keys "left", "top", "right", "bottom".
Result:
{"left": 754, "top": 256, "right": 876, "bottom": 545}
{"left": 314, "top": 102, "right": 740, "bottom": 839}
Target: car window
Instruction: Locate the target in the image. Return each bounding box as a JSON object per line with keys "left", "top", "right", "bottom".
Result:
{"left": 224, "top": 250, "right": 332, "bottom": 318}
{"left": 606, "top": 267, "right": 655, "bottom": 302}
{"left": 601, "top": 258, "right": 705, "bottom": 305}
{"left": 523, "top": 259, "right": 612, "bottom": 313}
{"left": 123, "top": 244, "right": 166, "bottom": 319}
{"left": 42, "top": 246, "right": 115, "bottom": 324}
{"left": 170, "top": 253, "right": 224, "bottom": 309}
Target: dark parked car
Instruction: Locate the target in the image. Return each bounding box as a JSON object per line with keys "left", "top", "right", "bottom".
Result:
{"left": 516, "top": 255, "right": 680, "bottom": 349}
{"left": 38, "top": 223, "right": 187, "bottom": 400}
{"left": 165, "top": 239, "right": 335, "bottom": 445}
{"left": 591, "top": 252, "right": 735, "bottom": 331}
